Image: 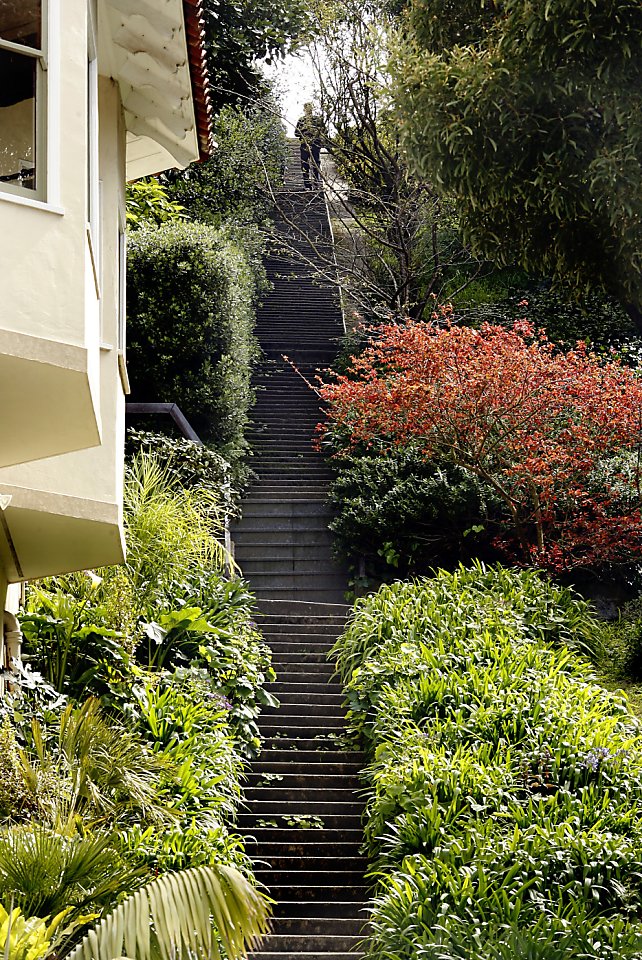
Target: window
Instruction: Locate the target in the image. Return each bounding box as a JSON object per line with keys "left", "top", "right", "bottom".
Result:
{"left": 0, "top": 1, "right": 46, "bottom": 197}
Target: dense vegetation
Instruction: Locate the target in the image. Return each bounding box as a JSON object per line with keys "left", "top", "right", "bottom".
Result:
{"left": 126, "top": 222, "right": 264, "bottom": 469}
{"left": 0, "top": 451, "right": 274, "bottom": 959}
{"left": 332, "top": 567, "right": 642, "bottom": 959}
{"left": 391, "top": 0, "right": 642, "bottom": 327}
{"left": 320, "top": 317, "right": 642, "bottom": 586}
{"left": 163, "top": 103, "right": 287, "bottom": 228}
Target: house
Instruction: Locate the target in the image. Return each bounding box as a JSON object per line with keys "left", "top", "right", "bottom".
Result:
{"left": 0, "top": 0, "right": 211, "bottom": 675}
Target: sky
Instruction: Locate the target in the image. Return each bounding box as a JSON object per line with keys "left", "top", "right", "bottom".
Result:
{"left": 262, "top": 52, "right": 317, "bottom": 137}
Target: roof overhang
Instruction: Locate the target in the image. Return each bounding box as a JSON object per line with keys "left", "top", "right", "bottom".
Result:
{"left": 100, "top": 0, "right": 213, "bottom": 180}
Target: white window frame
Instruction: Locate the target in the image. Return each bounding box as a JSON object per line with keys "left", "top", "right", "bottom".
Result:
{"left": 0, "top": 1, "right": 48, "bottom": 201}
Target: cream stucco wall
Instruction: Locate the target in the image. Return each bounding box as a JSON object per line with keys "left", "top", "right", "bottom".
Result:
{"left": 0, "top": 0, "right": 103, "bottom": 469}
{"left": 0, "top": 0, "right": 204, "bottom": 611}
{"left": 0, "top": 49, "right": 127, "bottom": 584}
{"left": 0, "top": 0, "right": 88, "bottom": 347}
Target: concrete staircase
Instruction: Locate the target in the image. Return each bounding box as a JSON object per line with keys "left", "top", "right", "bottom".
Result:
{"left": 241, "top": 601, "right": 368, "bottom": 960}
{"left": 232, "top": 144, "right": 348, "bottom": 606}
{"left": 233, "top": 147, "right": 368, "bottom": 960}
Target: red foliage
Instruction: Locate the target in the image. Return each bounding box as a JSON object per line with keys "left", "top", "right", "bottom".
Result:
{"left": 319, "top": 317, "right": 642, "bottom": 572}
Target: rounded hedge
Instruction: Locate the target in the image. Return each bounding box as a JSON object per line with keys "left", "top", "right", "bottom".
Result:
{"left": 126, "top": 221, "right": 265, "bottom": 463}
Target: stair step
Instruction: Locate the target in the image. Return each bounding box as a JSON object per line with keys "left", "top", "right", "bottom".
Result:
{"left": 261, "top": 701, "right": 345, "bottom": 718}
{"left": 233, "top": 532, "right": 335, "bottom": 547}
{"left": 268, "top": 918, "right": 367, "bottom": 937}
{"left": 243, "top": 793, "right": 362, "bottom": 810}
{"left": 257, "top": 601, "right": 348, "bottom": 618}
{"left": 255, "top": 935, "right": 363, "bottom": 953}
{"left": 267, "top": 664, "right": 336, "bottom": 675}
{"left": 239, "top": 499, "right": 330, "bottom": 509}
{"left": 258, "top": 715, "right": 346, "bottom": 730}
{"left": 253, "top": 763, "right": 362, "bottom": 778}
{"left": 239, "top": 812, "right": 362, "bottom": 830}
{"left": 246, "top": 785, "right": 360, "bottom": 803}
{"left": 255, "top": 593, "right": 348, "bottom": 604}
{"left": 248, "top": 773, "right": 361, "bottom": 790}
{"left": 257, "top": 869, "right": 366, "bottom": 887}
{"left": 266, "top": 676, "right": 334, "bottom": 684}
{"left": 255, "top": 844, "right": 364, "bottom": 860}
{"left": 256, "top": 885, "right": 368, "bottom": 902}
{"left": 243, "top": 826, "right": 363, "bottom": 843}
{"left": 270, "top": 656, "right": 335, "bottom": 668}
{"left": 259, "top": 749, "right": 363, "bottom": 763}
{"left": 239, "top": 560, "right": 342, "bottom": 576}
{"left": 251, "top": 954, "right": 362, "bottom": 960}
{"left": 248, "top": 573, "right": 347, "bottom": 588}
{"left": 266, "top": 684, "right": 342, "bottom": 697}
{"left": 270, "top": 900, "right": 368, "bottom": 920}
{"left": 260, "top": 623, "right": 342, "bottom": 635}
{"left": 235, "top": 518, "right": 335, "bottom": 533}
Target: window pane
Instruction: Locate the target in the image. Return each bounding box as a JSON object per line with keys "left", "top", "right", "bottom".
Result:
{"left": 0, "top": 0, "right": 42, "bottom": 49}
{"left": 0, "top": 49, "right": 36, "bottom": 191}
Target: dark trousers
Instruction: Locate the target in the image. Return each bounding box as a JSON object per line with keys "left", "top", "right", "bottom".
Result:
{"left": 301, "top": 143, "right": 322, "bottom": 187}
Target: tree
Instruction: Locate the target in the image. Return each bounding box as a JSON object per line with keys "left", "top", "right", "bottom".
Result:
{"left": 163, "top": 101, "right": 287, "bottom": 227}
{"left": 392, "top": 0, "right": 642, "bottom": 326}
{"left": 319, "top": 314, "right": 642, "bottom": 573}
{"left": 269, "top": 0, "right": 481, "bottom": 323}
{"left": 202, "top": 0, "right": 311, "bottom": 111}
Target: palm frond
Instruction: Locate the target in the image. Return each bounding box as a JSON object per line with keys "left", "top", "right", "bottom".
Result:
{"left": 19, "top": 698, "right": 169, "bottom": 832}
{"left": 0, "top": 827, "right": 143, "bottom": 919}
{"left": 65, "top": 864, "right": 271, "bottom": 960}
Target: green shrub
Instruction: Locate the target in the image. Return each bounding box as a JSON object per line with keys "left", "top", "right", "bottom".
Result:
{"left": 126, "top": 221, "right": 264, "bottom": 461}
{"left": 327, "top": 447, "right": 502, "bottom": 579}
{"left": 333, "top": 566, "right": 642, "bottom": 958}
{"left": 126, "top": 178, "right": 187, "bottom": 230}
{"left": 119, "top": 668, "right": 247, "bottom": 873}
{"left": 0, "top": 828, "right": 142, "bottom": 933}
{"left": 126, "top": 430, "right": 242, "bottom": 506}
{"left": 457, "top": 285, "right": 642, "bottom": 357}
{"left": 111, "top": 450, "right": 229, "bottom": 622}
{"left": 0, "top": 719, "right": 40, "bottom": 821}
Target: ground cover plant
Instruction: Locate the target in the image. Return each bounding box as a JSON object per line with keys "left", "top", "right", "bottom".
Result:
{"left": 320, "top": 315, "right": 642, "bottom": 578}
{"left": 0, "top": 450, "right": 274, "bottom": 958}
{"left": 332, "top": 565, "right": 642, "bottom": 958}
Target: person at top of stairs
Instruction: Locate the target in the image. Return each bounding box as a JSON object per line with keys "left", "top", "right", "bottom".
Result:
{"left": 295, "top": 103, "right": 326, "bottom": 189}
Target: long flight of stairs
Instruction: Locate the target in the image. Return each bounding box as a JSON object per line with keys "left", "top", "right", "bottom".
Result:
{"left": 232, "top": 144, "right": 348, "bottom": 606}
{"left": 233, "top": 146, "right": 369, "bottom": 960}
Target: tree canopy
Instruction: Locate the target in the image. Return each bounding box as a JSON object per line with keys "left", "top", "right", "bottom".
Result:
{"left": 392, "top": 0, "right": 642, "bottom": 324}
{"left": 203, "top": 0, "right": 311, "bottom": 110}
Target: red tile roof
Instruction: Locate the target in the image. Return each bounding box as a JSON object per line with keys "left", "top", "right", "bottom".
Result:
{"left": 182, "top": 0, "right": 214, "bottom": 160}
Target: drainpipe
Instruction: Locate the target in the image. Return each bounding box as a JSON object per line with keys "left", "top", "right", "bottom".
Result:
{"left": 3, "top": 610, "right": 22, "bottom": 693}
